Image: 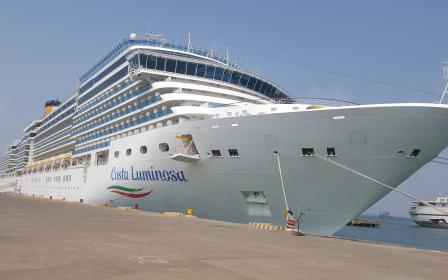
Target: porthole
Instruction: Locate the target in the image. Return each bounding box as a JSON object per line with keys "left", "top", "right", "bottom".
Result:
{"left": 114, "top": 151, "right": 119, "bottom": 158}
{"left": 140, "top": 146, "right": 147, "bottom": 154}
{"left": 126, "top": 148, "right": 132, "bottom": 156}
{"left": 159, "top": 143, "right": 169, "bottom": 152}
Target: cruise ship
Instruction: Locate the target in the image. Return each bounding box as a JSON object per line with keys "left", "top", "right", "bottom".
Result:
{"left": 1, "top": 33, "right": 448, "bottom": 235}
{"left": 409, "top": 196, "right": 448, "bottom": 228}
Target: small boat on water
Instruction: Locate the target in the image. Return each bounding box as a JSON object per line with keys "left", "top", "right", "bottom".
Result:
{"left": 409, "top": 196, "right": 448, "bottom": 229}
{"left": 379, "top": 210, "right": 393, "bottom": 218}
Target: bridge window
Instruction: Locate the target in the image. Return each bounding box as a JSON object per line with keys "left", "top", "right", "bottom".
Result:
{"left": 176, "top": 61, "right": 186, "bottom": 74}
{"left": 254, "top": 79, "right": 262, "bottom": 91}
{"left": 239, "top": 74, "right": 250, "bottom": 87}
{"left": 147, "top": 56, "right": 156, "bottom": 69}
{"left": 156, "top": 57, "right": 166, "bottom": 71}
{"left": 214, "top": 67, "right": 224, "bottom": 80}
{"left": 205, "top": 65, "right": 216, "bottom": 79}
{"left": 196, "top": 63, "right": 206, "bottom": 77}
{"left": 139, "top": 54, "right": 147, "bottom": 67}
{"left": 186, "top": 62, "right": 197, "bottom": 75}
{"left": 260, "top": 82, "right": 268, "bottom": 94}
{"left": 247, "top": 77, "right": 256, "bottom": 89}
{"left": 222, "top": 69, "right": 232, "bottom": 82}
{"left": 230, "top": 71, "right": 241, "bottom": 85}
{"left": 166, "top": 59, "right": 176, "bottom": 72}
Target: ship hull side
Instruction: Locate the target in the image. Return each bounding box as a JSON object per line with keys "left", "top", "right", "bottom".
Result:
{"left": 15, "top": 104, "right": 448, "bottom": 235}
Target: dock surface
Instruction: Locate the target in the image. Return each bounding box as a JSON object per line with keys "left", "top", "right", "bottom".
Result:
{"left": 0, "top": 194, "right": 446, "bottom": 280}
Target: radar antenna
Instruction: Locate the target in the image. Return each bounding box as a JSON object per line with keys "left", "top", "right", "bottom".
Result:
{"left": 439, "top": 62, "right": 448, "bottom": 104}
{"left": 187, "top": 32, "right": 192, "bottom": 52}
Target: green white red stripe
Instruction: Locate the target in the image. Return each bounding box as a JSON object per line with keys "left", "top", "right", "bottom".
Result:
{"left": 107, "top": 185, "right": 152, "bottom": 198}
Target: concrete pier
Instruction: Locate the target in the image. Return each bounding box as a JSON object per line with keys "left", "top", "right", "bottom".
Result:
{"left": 0, "top": 194, "right": 446, "bottom": 280}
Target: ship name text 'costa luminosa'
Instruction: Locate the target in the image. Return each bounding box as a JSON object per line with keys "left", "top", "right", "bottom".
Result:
{"left": 1, "top": 33, "right": 448, "bottom": 235}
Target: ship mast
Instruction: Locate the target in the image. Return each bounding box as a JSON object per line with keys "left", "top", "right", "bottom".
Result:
{"left": 438, "top": 62, "right": 448, "bottom": 103}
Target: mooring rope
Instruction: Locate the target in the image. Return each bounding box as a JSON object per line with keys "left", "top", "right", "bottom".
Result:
{"left": 274, "top": 152, "right": 290, "bottom": 211}
{"left": 313, "top": 153, "right": 448, "bottom": 215}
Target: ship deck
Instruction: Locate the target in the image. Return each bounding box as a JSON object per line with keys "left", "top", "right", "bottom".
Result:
{"left": 0, "top": 193, "right": 446, "bottom": 280}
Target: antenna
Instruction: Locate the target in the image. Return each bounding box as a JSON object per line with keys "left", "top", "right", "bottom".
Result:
{"left": 187, "top": 32, "right": 192, "bottom": 52}
{"left": 226, "top": 47, "right": 230, "bottom": 66}
{"left": 439, "top": 62, "right": 448, "bottom": 104}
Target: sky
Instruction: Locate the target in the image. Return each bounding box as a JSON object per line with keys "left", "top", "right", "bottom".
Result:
{"left": 0, "top": 0, "right": 447, "bottom": 217}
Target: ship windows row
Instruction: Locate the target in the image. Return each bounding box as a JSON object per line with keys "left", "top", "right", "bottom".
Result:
{"left": 73, "top": 92, "right": 160, "bottom": 135}
{"left": 78, "top": 67, "right": 129, "bottom": 105}
{"left": 112, "top": 145, "right": 151, "bottom": 159}
{"left": 301, "top": 147, "right": 337, "bottom": 157}
{"left": 210, "top": 149, "right": 239, "bottom": 158}
{"left": 130, "top": 53, "right": 288, "bottom": 100}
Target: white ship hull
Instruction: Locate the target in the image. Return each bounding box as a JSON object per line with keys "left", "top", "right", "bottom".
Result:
{"left": 409, "top": 197, "right": 448, "bottom": 229}
{"left": 409, "top": 211, "right": 448, "bottom": 229}
{"left": 4, "top": 103, "right": 448, "bottom": 235}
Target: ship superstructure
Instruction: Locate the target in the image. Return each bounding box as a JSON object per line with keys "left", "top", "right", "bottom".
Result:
{"left": 1, "top": 33, "right": 448, "bottom": 235}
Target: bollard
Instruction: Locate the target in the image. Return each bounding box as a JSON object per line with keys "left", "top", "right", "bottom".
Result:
{"left": 187, "top": 208, "right": 193, "bottom": 216}
{"left": 50, "top": 196, "right": 52, "bottom": 200}
{"left": 80, "top": 198, "right": 83, "bottom": 203}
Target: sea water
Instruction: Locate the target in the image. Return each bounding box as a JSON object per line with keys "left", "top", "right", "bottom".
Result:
{"left": 335, "top": 216, "right": 448, "bottom": 251}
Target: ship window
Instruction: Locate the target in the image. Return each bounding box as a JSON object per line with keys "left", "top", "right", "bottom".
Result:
{"left": 156, "top": 57, "right": 166, "bottom": 71}
{"left": 211, "top": 149, "right": 222, "bottom": 157}
{"left": 147, "top": 55, "right": 157, "bottom": 69}
{"left": 186, "top": 62, "right": 197, "bottom": 75}
{"left": 409, "top": 149, "right": 420, "bottom": 158}
{"left": 301, "top": 148, "right": 314, "bottom": 156}
{"left": 228, "top": 149, "right": 239, "bottom": 157}
{"left": 176, "top": 60, "right": 187, "bottom": 74}
{"left": 265, "top": 83, "right": 273, "bottom": 95}
{"left": 114, "top": 151, "right": 119, "bottom": 158}
{"left": 222, "top": 69, "right": 232, "bottom": 82}
{"left": 140, "top": 146, "right": 147, "bottom": 154}
{"left": 239, "top": 74, "right": 250, "bottom": 87}
{"left": 247, "top": 77, "right": 256, "bottom": 89}
{"left": 230, "top": 71, "right": 241, "bottom": 85}
{"left": 196, "top": 63, "right": 206, "bottom": 77}
{"left": 165, "top": 59, "right": 176, "bottom": 72}
{"left": 139, "top": 54, "right": 147, "bottom": 67}
{"left": 159, "top": 143, "right": 169, "bottom": 152}
{"left": 326, "top": 147, "right": 336, "bottom": 157}
{"left": 260, "top": 82, "right": 268, "bottom": 94}
{"left": 254, "top": 79, "right": 262, "bottom": 91}
{"left": 214, "top": 67, "right": 224, "bottom": 80}
{"left": 205, "top": 65, "right": 216, "bottom": 79}
{"left": 126, "top": 148, "right": 132, "bottom": 156}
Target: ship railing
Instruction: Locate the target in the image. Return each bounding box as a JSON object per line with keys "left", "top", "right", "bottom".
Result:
{"left": 273, "top": 97, "right": 359, "bottom": 107}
